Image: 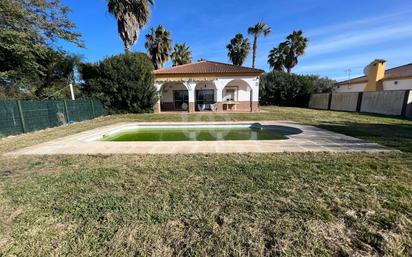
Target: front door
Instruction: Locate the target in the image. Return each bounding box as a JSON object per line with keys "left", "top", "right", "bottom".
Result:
{"left": 174, "top": 90, "right": 189, "bottom": 111}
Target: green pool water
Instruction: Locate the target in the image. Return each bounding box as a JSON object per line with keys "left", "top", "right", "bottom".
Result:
{"left": 102, "top": 126, "right": 288, "bottom": 141}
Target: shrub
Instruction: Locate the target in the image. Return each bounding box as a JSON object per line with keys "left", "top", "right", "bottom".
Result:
{"left": 79, "top": 53, "right": 157, "bottom": 113}
{"left": 259, "top": 71, "right": 336, "bottom": 107}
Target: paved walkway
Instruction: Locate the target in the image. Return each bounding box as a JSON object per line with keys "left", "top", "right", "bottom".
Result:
{"left": 4, "top": 121, "right": 395, "bottom": 156}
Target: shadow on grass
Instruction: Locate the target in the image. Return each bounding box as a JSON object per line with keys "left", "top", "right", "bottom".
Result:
{"left": 317, "top": 122, "right": 412, "bottom": 152}
{"left": 349, "top": 111, "right": 412, "bottom": 121}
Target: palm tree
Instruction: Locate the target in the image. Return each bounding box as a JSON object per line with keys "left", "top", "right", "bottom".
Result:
{"left": 226, "top": 33, "right": 250, "bottom": 66}
{"left": 268, "top": 42, "right": 289, "bottom": 72}
{"left": 248, "top": 22, "right": 272, "bottom": 68}
{"left": 107, "top": 0, "right": 154, "bottom": 53}
{"left": 284, "top": 30, "right": 308, "bottom": 74}
{"left": 171, "top": 43, "right": 192, "bottom": 66}
{"left": 144, "top": 25, "right": 172, "bottom": 69}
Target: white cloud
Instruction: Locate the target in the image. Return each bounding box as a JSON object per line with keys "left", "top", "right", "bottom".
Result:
{"left": 306, "top": 9, "right": 412, "bottom": 38}
{"left": 255, "top": 8, "right": 412, "bottom": 70}
{"left": 295, "top": 46, "right": 412, "bottom": 76}
{"left": 307, "top": 23, "right": 412, "bottom": 57}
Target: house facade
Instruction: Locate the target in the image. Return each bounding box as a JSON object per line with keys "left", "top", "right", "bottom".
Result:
{"left": 153, "top": 61, "right": 264, "bottom": 113}
{"left": 336, "top": 60, "right": 412, "bottom": 92}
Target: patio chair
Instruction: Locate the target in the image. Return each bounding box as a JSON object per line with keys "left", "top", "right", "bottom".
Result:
{"left": 197, "top": 104, "right": 205, "bottom": 111}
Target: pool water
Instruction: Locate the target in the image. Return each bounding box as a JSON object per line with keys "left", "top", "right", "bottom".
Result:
{"left": 102, "top": 125, "right": 288, "bottom": 141}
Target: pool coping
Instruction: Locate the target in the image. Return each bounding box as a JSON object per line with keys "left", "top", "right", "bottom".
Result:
{"left": 3, "top": 121, "right": 396, "bottom": 155}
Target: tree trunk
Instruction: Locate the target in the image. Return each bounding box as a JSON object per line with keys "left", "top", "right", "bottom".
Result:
{"left": 124, "top": 43, "right": 131, "bottom": 54}
{"left": 287, "top": 67, "right": 291, "bottom": 74}
{"left": 252, "top": 36, "right": 257, "bottom": 68}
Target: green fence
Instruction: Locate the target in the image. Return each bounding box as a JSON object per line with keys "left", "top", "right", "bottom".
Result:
{"left": 0, "top": 99, "right": 107, "bottom": 137}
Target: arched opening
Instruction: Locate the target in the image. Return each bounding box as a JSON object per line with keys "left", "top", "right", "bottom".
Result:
{"left": 195, "top": 81, "right": 217, "bottom": 111}
{"left": 159, "top": 82, "right": 189, "bottom": 112}
{"left": 222, "top": 79, "right": 253, "bottom": 112}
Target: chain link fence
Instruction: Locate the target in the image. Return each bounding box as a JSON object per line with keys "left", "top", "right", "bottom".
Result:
{"left": 0, "top": 99, "right": 107, "bottom": 137}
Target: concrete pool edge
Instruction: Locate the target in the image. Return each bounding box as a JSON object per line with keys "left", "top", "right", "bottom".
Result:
{"left": 3, "top": 121, "right": 397, "bottom": 156}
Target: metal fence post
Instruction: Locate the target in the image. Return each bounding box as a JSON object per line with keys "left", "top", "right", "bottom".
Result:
{"left": 64, "top": 100, "right": 70, "bottom": 123}
{"left": 90, "top": 99, "right": 96, "bottom": 118}
{"left": 327, "top": 93, "right": 333, "bottom": 110}
{"left": 401, "top": 90, "right": 411, "bottom": 117}
{"left": 356, "top": 92, "right": 363, "bottom": 113}
{"left": 16, "top": 100, "right": 27, "bottom": 133}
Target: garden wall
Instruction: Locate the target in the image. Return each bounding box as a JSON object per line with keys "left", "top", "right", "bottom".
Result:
{"left": 360, "top": 91, "right": 407, "bottom": 116}
{"left": 0, "top": 99, "right": 107, "bottom": 137}
{"left": 308, "top": 93, "right": 330, "bottom": 109}
{"left": 309, "top": 90, "right": 412, "bottom": 118}
{"left": 330, "top": 92, "right": 359, "bottom": 112}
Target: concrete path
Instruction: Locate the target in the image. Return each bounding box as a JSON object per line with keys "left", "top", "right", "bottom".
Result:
{"left": 4, "top": 121, "right": 395, "bottom": 156}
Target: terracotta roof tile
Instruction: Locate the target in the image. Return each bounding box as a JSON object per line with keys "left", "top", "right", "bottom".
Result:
{"left": 153, "top": 61, "right": 264, "bottom": 76}
{"left": 337, "top": 63, "right": 412, "bottom": 85}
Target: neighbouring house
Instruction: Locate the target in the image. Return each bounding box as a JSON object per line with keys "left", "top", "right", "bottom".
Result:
{"left": 336, "top": 60, "right": 412, "bottom": 92}
{"left": 153, "top": 60, "right": 263, "bottom": 113}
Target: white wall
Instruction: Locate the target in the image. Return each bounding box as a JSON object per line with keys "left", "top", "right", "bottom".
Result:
{"left": 214, "top": 76, "right": 260, "bottom": 102}
{"left": 223, "top": 80, "right": 253, "bottom": 102}
{"left": 383, "top": 79, "right": 412, "bottom": 91}
{"left": 335, "top": 83, "right": 366, "bottom": 92}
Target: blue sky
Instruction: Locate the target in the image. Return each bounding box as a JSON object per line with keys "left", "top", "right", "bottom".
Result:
{"left": 60, "top": 0, "right": 412, "bottom": 81}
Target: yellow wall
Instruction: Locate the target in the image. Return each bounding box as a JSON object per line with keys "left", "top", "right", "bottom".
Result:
{"left": 364, "top": 60, "right": 386, "bottom": 91}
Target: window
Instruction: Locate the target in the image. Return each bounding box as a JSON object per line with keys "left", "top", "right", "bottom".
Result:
{"left": 196, "top": 90, "right": 214, "bottom": 105}
{"left": 224, "top": 89, "right": 236, "bottom": 102}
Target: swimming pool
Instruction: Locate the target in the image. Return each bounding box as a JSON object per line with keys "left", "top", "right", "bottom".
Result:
{"left": 101, "top": 124, "right": 295, "bottom": 141}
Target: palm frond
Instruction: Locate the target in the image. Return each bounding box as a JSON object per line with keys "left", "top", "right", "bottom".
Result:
{"left": 226, "top": 33, "right": 250, "bottom": 66}
{"left": 107, "top": 0, "right": 154, "bottom": 52}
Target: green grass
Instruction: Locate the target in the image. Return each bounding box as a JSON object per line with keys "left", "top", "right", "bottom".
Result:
{"left": 0, "top": 107, "right": 411, "bottom": 256}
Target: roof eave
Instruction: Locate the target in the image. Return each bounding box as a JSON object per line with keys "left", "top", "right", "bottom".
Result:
{"left": 153, "top": 71, "right": 264, "bottom": 78}
{"left": 336, "top": 80, "right": 368, "bottom": 86}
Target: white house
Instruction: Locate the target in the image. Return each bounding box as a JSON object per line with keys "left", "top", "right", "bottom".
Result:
{"left": 336, "top": 60, "right": 412, "bottom": 92}
{"left": 153, "top": 61, "right": 264, "bottom": 113}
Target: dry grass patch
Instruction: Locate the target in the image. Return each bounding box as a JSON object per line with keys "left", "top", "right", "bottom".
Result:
{"left": 0, "top": 153, "right": 411, "bottom": 256}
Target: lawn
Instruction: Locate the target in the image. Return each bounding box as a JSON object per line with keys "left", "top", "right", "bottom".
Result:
{"left": 0, "top": 107, "right": 411, "bottom": 256}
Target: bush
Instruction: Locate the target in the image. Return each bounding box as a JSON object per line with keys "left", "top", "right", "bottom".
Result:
{"left": 259, "top": 71, "right": 336, "bottom": 107}
{"left": 79, "top": 53, "right": 157, "bottom": 113}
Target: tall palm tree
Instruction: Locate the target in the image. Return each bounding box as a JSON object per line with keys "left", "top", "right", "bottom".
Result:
{"left": 171, "top": 43, "right": 192, "bottom": 66}
{"left": 226, "top": 33, "right": 250, "bottom": 66}
{"left": 144, "top": 25, "right": 172, "bottom": 69}
{"left": 268, "top": 42, "right": 289, "bottom": 72}
{"left": 284, "top": 30, "right": 308, "bottom": 74}
{"left": 107, "top": 0, "right": 154, "bottom": 53}
{"left": 248, "top": 22, "right": 272, "bottom": 68}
